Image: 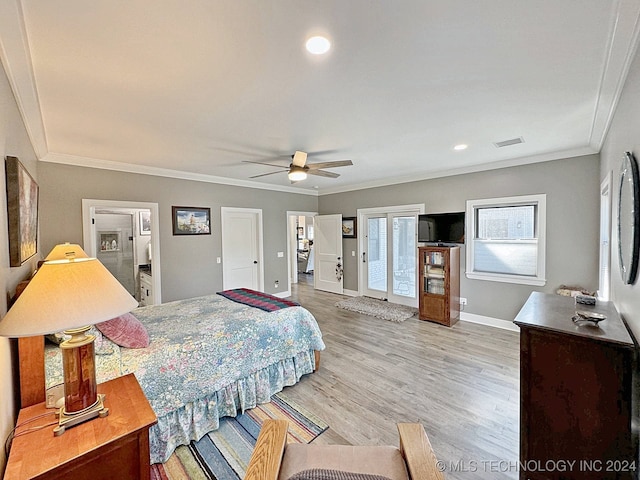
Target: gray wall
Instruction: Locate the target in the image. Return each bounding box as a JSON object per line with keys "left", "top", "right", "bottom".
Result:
{"left": 600, "top": 40, "right": 640, "bottom": 342}
{"left": 319, "top": 154, "right": 601, "bottom": 321}
{"left": 0, "top": 61, "right": 39, "bottom": 473}
{"left": 38, "top": 163, "right": 318, "bottom": 302}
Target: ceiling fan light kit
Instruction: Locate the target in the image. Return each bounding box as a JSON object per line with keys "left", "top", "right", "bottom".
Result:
{"left": 288, "top": 166, "right": 308, "bottom": 181}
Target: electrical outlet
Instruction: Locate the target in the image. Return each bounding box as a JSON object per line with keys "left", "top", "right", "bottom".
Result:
{"left": 460, "top": 297, "right": 467, "bottom": 306}
{"left": 274, "top": 280, "right": 279, "bottom": 288}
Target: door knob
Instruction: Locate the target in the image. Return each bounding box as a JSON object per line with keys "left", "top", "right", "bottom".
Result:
{"left": 253, "top": 260, "right": 258, "bottom": 264}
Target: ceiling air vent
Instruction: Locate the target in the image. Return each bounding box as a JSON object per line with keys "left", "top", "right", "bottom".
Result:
{"left": 494, "top": 137, "right": 524, "bottom": 148}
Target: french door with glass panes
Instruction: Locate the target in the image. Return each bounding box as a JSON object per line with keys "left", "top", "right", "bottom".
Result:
{"left": 362, "top": 212, "right": 418, "bottom": 307}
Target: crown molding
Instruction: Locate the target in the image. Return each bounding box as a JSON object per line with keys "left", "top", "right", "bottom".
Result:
{"left": 41, "top": 153, "right": 318, "bottom": 196}
{"left": 589, "top": 0, "right": 640, "bottom": 150}
{"left": 0, "top": 0, "right": 48, "bottom": 158}
{"left": 317, "top": 145, "right": 598, "bottom": 195}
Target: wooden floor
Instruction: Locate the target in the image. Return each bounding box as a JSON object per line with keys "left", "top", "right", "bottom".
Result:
{"left": 284, "top": 282, "right": 520, "bottom": 480}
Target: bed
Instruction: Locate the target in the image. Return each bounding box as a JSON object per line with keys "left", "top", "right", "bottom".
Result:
{"left": 40, "top": 290, "right": 325, "bottom": 464}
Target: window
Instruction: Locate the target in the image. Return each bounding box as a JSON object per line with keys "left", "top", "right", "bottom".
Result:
{"left": 466, "top": 194, "right": 546, "bottom": 286}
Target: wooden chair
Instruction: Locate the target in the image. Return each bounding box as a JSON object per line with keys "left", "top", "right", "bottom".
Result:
{"left": 245, "top": 420, "right": 445, "bottom": 480}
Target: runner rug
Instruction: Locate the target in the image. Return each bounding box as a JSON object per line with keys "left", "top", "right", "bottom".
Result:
{"left": 335, "top": 296, "right": 418, "bottom": 322}
{"left": 150, "top": 392, "right": 329, "bottom": 480}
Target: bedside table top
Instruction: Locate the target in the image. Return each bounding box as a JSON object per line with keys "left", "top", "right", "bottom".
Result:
{"left": 5, "top": 373, "right": 157, "bottom": 479}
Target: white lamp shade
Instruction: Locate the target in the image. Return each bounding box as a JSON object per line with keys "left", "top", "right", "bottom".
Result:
{"left": 0, "top": 258, "right": 138, "bottom": 337}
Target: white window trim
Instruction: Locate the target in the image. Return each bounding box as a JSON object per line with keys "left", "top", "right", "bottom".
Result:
{"left": 466, "top": 194, "right": 546, "bottom": 286}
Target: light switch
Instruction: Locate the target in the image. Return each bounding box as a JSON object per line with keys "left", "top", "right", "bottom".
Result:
{"left": 352, "top": 251, "right": 356, "bottom": 256}
{"left": 277, "top": 251, "right": 284, "bottom": 258}
{"left": 216, "top": 257, "right": 221, "bottom": 264}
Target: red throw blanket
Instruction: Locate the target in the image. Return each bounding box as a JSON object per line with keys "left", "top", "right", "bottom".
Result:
{"left": 217, "top": 288, "right": 300, "bottom": 312}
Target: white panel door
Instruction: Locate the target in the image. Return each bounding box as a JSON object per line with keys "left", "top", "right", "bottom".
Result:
{"left": 222, "top": 208, "right": 263, "bottom": 290}
{"left": 314, "top": 214, "right": 343, "bottom": 294}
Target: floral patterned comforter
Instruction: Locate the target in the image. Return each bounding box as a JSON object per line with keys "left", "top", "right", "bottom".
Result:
{"left": 45, "top": 293, "right": 325, "bottom": 463}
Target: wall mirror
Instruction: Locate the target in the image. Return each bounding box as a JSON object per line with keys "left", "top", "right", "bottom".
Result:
{"left": 618, "top": 151, "right": 640, "bottom": 284}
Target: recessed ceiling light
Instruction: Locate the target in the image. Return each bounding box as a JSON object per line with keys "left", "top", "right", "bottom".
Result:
{"left": 453, "top": 144, "right": 468, "bottom": 151}
{"left": 306, "top": 36, "right": 331, "bottom": 55}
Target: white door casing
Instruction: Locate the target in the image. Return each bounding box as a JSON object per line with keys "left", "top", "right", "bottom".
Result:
{"left": 221, "top": 207, "right": 264, "bottom": 291}
{"left": 314, "top": 214, "right": 343, "bottom": 294}
{"left": 82, "top": 199, "right": 162, "bottom": 305}
{"left": 358, "top": 204, "right": 425, "bottom": 307}
{"left": 599, "top": 172, "right": 612, "bottom": 300}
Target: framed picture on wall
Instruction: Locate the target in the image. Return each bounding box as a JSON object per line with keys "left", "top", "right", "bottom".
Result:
{"left": 5, "top": 156, "right": 39, "bottom": 266}
{"left": 139, "top": 210, "right": 151, "bottom": 235}
{"left": 342, "top": 217, "right": 356, "bottom": 238}
{"left": 172, "top": 206, "right": 211, "bottom": 235}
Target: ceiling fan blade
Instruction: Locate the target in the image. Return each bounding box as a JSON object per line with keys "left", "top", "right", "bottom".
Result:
{"left": 305, "top": 149, "right": 341, "bottom": 156}
{"left": 306, "top": 160, "right": 353, "bottom": 170}
{"left": 242, "top": 160, "right": 289, "bottom": 168}
{"left": 307, "top": 169, "right": 340, "bottom": 178}
{"left": 249, "top": 170, "right": 284, "bottom": 178}
{"left": 292, "top": 151, "right": 308, "bottom": 167}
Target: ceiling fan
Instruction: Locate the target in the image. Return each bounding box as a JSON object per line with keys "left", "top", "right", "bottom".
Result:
{"left": 244, "top": 151, "right": 353, "bottom": 182}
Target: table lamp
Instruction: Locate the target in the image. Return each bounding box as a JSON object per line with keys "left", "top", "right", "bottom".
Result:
{"left": 44, "top": 242, "right": 89, "bottom": 261}
{"left": 0, "top": 244, "right": 138, "bottom": 435}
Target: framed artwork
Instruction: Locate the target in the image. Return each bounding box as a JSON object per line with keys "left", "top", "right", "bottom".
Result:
{"left": 342, "top": 217, "right": 357, "bottom": 238}
{"left": 172, "top": 206, "right": 211, "bottom": 235}
{"left": 5, "top": 156, "right": 38, "bottom": 266}
{"left": 139, "top": 210, "right": 151, "bottom": 235}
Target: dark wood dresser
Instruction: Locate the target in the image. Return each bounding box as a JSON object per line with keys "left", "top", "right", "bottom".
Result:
{"left": 514, "top": 292, "right": 639, "bottom": 480}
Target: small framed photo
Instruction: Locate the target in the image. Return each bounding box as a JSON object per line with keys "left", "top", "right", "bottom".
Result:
{"left": 139, "top": 210, "right": 151, "bottom": 235}
{"left": 342, "top": 217, "right": 357, "bottom": 238}
{"left": 172, "top": 206, "right": 211, "bottom": 235}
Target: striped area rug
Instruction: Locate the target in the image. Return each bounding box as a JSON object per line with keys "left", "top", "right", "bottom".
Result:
{"left": 150, "top": 392, "right": 328, "bottom": 480}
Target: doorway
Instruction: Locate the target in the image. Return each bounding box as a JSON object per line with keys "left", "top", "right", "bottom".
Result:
{"left": 287, "top": 211, "right": 317, "bottom": 290}
{"left": 82, "top": 199, "right": 162, "bottom": 305}
{"left": 358, "top": 204, "right": 424, "bottom": 307}
{"left": 94, "top": 212, "right": 136, "bottom": 295}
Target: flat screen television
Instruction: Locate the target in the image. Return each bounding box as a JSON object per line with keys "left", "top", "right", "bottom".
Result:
{"left": 418, "top": 212, "right": 465, "bottom": 244}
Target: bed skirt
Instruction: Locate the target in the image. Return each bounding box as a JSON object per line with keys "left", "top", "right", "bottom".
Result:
{"left": 149, "top": 348, "right": 317, "bottom": 464}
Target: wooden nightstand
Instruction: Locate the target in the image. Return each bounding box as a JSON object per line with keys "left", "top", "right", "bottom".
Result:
{"left": 5, "top": 373, "right": 157, "bottom": 480}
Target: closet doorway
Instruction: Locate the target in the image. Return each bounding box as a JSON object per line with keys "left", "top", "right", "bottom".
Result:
{"left": 82, "top": 199, "right": 162, "bottom": 305}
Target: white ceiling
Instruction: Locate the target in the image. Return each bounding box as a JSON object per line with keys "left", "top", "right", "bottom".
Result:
{"left": 2, "top": 1, "right": 640, "bottom": 195}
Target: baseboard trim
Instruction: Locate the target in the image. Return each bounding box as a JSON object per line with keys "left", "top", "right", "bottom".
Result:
{"left": 274, "top": 290, "right": 291, "bottom": 299}
{"left": 460, "top": 312, "right": 520, "bottom": 332}
{"left": 343, "top": 289, "right": 359, "bottom": 297}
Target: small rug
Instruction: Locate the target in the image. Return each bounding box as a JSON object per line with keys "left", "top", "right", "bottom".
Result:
{"left": 335, "top": 296, "right": 417, "bottom": 322}
{"left": 150, "top": 392, "right": 328, "bottom": 480}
